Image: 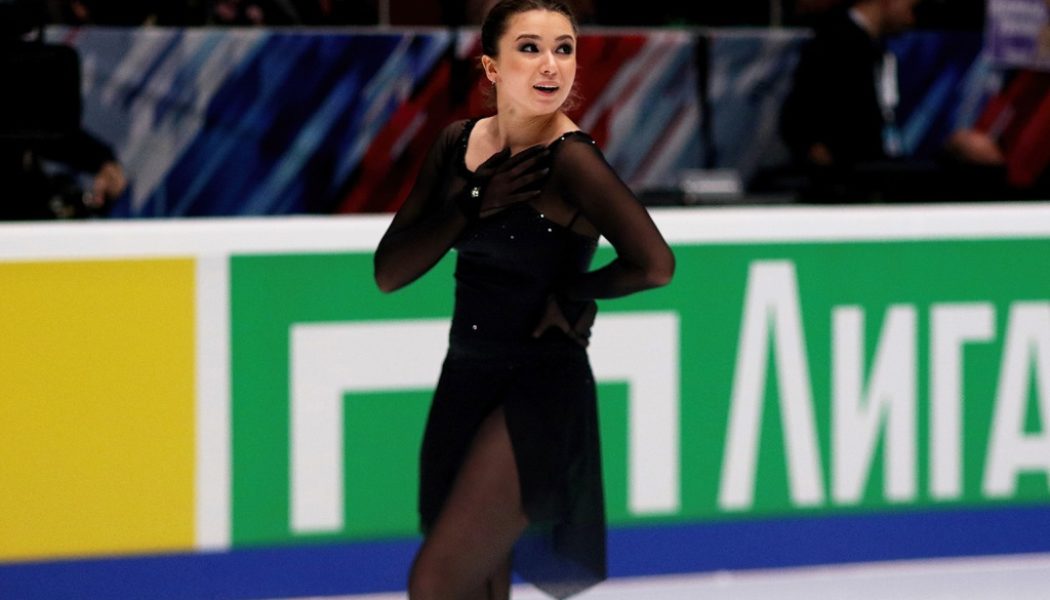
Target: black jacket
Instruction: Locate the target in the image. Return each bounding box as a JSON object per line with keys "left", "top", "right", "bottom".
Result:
{"left": 780, "top": 9, "right": 888, "bottom": 166}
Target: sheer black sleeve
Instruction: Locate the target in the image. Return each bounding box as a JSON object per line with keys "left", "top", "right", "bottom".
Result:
{"left": 555, "top": 137, "right": 675, "bottom": 300}
{"left": 373, "top": 120, "right": 469, "bottom": 292}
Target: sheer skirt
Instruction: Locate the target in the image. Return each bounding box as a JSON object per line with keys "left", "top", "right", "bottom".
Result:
{"left": 418, "top": 335, "right": 607, "bottom": 599}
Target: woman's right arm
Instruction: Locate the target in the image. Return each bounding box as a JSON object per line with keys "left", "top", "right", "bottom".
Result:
{"left": 374, "top": 123, "right": 469, "bottom": 293}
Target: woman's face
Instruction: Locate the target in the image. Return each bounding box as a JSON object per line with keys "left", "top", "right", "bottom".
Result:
{"left": 485, "top": 9, "right": 577, "bottom": 116}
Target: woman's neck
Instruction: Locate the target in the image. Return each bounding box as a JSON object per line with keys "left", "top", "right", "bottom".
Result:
{"left": 489, "top": 109, "right": 566, "bottom": 152}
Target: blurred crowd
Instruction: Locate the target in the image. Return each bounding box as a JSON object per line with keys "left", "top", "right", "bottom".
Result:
{"left": 2, "top": 0, "right": 1045, "bottom": 220}
{"left": 33, "top": 0, "right": 374, "bottom": 26}
{"left": 27, "top": 0, "right": 987, "bottom": 28}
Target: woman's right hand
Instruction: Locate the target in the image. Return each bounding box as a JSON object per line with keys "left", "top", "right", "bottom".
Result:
{"left": 460, "top": 145, "right": 550, "bottom": 219}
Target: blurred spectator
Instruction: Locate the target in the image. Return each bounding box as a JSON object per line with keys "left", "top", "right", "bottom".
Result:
{"left": 48, "top": 0, "right": 160, "bottom": 25}
{"left": 594, "top": 0, "right": 770, "bottom": 26}
{"left": 790, "top": 0, "right": 846, "bottom": 20}
{"left": 780, "top": 0, "right": 919, "bottom": 171}
{"left": 207, "top": 0, "right": 378, "bottom": 25}
{"left": 776, "top": 0, "right": 997, "bottom": 202}
{"left": 779, "top": 0, "right": 1048, "bottom": 202}
{"left": 911, "top": 0, "right": 985, "bottom": 30}
{"left": 210, "top": 0, "right": 269, "bottom": 25}
{"left": 209, "top": 0, "right": 303, "bottom": 25}
{"left": 151, "top": 0, "right": 209, "bottom": 25}
{"left": 41, "top": 0, "right": 370, "bottom": 26}
{"left": 0, "top": 128, "right": 128, "bottom": 219}
{"left": 788, "top": 0, "right": 985, "bottom": 28}
{"left": 947, "top": 69, "right": 1050, "bottom": 198}
{"left": 293, "top": 0, "right": 377, "bottom": 25}
{"left": 1, "top": 1, "right": 126, "bottom": 219}
{"left": 42, "top": 0, "right": 209, "bottom": 25}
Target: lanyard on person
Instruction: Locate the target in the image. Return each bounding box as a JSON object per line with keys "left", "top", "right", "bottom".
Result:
{"left": 878, "top": 51, "right": 903, "bottom": 157}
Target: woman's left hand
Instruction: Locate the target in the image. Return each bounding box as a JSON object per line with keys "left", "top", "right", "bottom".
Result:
{"left": 531, "top": 295, "right": 597, "bottom": 347}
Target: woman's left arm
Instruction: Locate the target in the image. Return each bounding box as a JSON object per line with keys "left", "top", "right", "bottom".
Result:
{"left": 557, "top": 138, "right": 675, "bottom": 300}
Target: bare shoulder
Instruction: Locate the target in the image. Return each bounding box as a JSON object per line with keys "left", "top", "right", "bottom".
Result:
{"left": 464, "top": 116, "right": 502, "bottom": 171}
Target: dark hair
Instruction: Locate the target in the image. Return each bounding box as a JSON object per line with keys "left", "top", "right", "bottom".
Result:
{"left": 480, "top": 0, "right": 579, "bottom": 58}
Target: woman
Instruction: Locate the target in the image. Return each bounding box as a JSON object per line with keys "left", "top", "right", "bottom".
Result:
{"left": 373, "top": 1, "right": 674, "bottom": 598}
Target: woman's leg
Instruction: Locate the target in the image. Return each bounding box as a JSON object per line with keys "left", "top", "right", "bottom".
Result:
{"left": 487, "top": 555, "right": 513, "bottom": 600}
{"left": 456, "top": 554, "right": 513, "bottom": 600}
{"left": 409, "top": 406, "right": 527, "bottom": 600}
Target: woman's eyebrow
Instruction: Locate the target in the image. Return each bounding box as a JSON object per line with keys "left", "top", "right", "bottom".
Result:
{"left": 514, "top": 34, "right": 575, "bottom": 42}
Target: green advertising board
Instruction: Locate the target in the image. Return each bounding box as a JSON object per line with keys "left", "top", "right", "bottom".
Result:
{"left": 2, "top": 205, "right": 1049, "bottom": 599}
{"left": 228, "top": 228, "right": 1050, "bottom": 546}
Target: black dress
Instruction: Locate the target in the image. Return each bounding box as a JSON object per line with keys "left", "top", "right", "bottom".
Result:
{"left": 376, "top": 117, "right": 671, "bottom": 599}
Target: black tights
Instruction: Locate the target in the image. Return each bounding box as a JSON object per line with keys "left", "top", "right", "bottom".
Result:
{"left": 408, "top": 407, "right": 528, "bottom": 600}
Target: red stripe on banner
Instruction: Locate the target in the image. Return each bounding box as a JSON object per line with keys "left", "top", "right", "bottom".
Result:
{"left": 635, "top": 105, "right": 692, "bottom": 182}
{"left": 574, "top": 35, "right": 648, "bottom": 145}
{"left": 336, "top": 60, "right": 469, "bottom": 214}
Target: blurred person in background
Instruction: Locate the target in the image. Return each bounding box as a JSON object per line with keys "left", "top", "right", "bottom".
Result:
{"left": 788, "top": 0, "right": 986, "bottom": 28}
{"left": 374, "top": 1, "right": 673, "bottom": 598}
{"left": 946, "top": 0, "right": 1050, "bottom": 200}
{"left": 778, "top": 0, "right": 1012, "bottom": 202}
{"left": 781, "top": 0, "right": 1048, "bottom": 202}
{"left": 593, "top": 0, "right": 768, "bottom": 26}
{"left": 43, "top": 0, "right": 210, "bottom": 25}
{"left": 207, "top": 0, "right": 378, "bottom": 25}
{"left": 945, "top": 73, "right": 1050, "bottom": 199}
{"left": 209, "top": 0, "right": 303, "bottom": 25}
{"left": 779, "top": 0, "right": 920, "bottom": 177}
{"left": 291, "top": 0, "right": 377, "bottom": 25}
{"left": 1, "top": 0, "right": 126, "bottom": 219}
{"left": 45, "top": 0, "right": 162, "bottom": 24}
